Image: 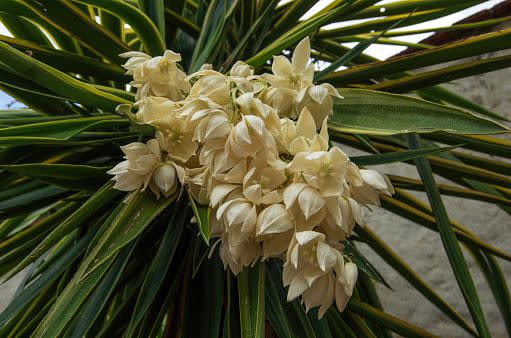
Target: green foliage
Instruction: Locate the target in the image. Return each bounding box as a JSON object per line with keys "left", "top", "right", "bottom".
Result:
{"left": 0, "top": 1, "right": 509, "bottom": 337}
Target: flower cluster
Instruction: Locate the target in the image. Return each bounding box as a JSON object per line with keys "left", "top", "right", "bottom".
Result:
{"left": 109, "top": 37, "right": 394, "bottom": 317}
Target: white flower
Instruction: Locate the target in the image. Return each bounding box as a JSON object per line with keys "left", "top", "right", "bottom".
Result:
{"left": 283, "top": 183, "right": 326, "bottom": 229}
{"left": 229, "top": 61, "right": 256, "bottom": 93}
{"left": 230, "top": 61, "right": 254, "bottom": 78}
{"left": 349, "top": 169, "right": 394, "bottom": 206}
{"left": 226, "top": 115, "right": 278, "bottom": 160}
{"left": 236, "top": 92, "right": 280, "bottom": 132}
{"left": 180, "top": 98, "right": 232, "bottom": 143}
{"left": 107, "top": 139, "right": 184, "bottom": 198}
{"left": 296, "top": 83, "right": 342, "bottom": 128}
{"left": 277, "top": 107, "right": 329, "bottom": 155}
{"left": 264, "top": 37, "right": 314, "bottom": 91}
{"left": 258, "top": 86, "right": 297, "bottom": 119}
{"left": 288, "top": 147, "right": 349, "bottom": 197}
{"left": 282, "top": 231, "right": 358, "bottom": 317}
{"left": 154, "top": 114, "right": 198, "bottom": 163}
{"left": 242, "top": 157, "right": 286, "bottom": 205}
{"left": 256, "top": 203, "right": 293, "bottom": 237}
{"left": 111, "top": 39, "right": 393, "bottom": 317}
{"left": 120, "top": 50, "right": 190, "bottom": 100}
{"left": 135, "top": 96, "right": 179, "bottom": 124}
{"left": 187, "top": 70, "right": 231, "bottom": 106}
{"left": 216, "top": 197, "right": 257, "bottom": 246}
{"left": 334, "top": 261, "right": 358, "bottom": 312}
{"left": 218, "top": 232, "right": 260, "bottom": 275}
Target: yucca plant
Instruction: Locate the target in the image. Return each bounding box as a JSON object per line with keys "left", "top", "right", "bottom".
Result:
{"left": 0, "top": 0, "right": 510, "bottom": 337}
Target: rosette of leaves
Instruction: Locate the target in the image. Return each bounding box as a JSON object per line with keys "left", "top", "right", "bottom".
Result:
{"left": 0, "top": 1, "right": 510, "bottom": 337}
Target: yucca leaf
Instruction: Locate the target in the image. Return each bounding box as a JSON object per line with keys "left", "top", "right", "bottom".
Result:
{"left": 0, "top": 201, "right": 78, "bottom": 256}
{"left": 138, "top": 0, "right": 166, "bottom": 40}
{"left": 164, "top": 8, "right": 200, "bottom": 39}
{"left": 270, "top": 0, "right": 319, "bottom": 38}
{"left": 125, "top": 197, "right": 186, "bottom": 337}
{"left": 348, "top": 300, "right": 437, "bottom": 338}
{"left": 452, "top": 151, "right": 511, "bottom": 176}
{"left": 0, "top": 12, "right": 52, "bottom": 46}
{"left": 246, "top": 4, "right": 349, "bottom": 68}
{"left": 406, "top": 133, "right": 491, "bottom": 337}
{"left": 369, "top": 54, "right": 511, "bottom": 93}
{"left": 424, "top": 133, "right": 511, "bottom": 159}
{"left": 350, "top": 145, "right": 458, "bottom": 166}
{"left": 323, "top": 28, "right": 511, "bottom": 86}
{"left": 187, "top": 188, "right": 210, "bottom": 244}
{"left": 381, "top": 194, "right": 511, "bottom": 262}
{"left": 315, "top": 13, "right": 411, "bottom": 80}
{"left": 345, "top": 311, "right": 378, "bottom": 338}
{"left": 181, "top": 254, "right": 225, "bottom": 338}
{"left": 0, "top": 185, "right": 69, "bottom": 220}
{"left": 0, "top": 83, "right": 75, "bottom": 116}
{"left": 0, "top": 35, "right": 127, "bottom": 81}
{"left": 380, "top": 15, "right": 510, "bottom": 37}
{"left": 325, "top": 309, "right": 358, "bottom": 338}
{"left": 0, "top": 216, "right": 25, "bottom": 241}
{"left": 79, "top": 190, "right": 177, "bottom": 281}
{"left": 342, "top": 239, "right": 390, "bottom": 289}
{"left": 33, "top": 240, "right": 136, "bottom": 337}
{"left": 418, "top": 86, "right": 509, "bottom": 122}
{"left": 99, "top": 9, "right": 122, "bottom": 38}
{"left": 62, "top": 236, "right": 135, "bottom": 338}
{"left": 20, "top": 0, "right": 130, "bottom": 63}
{"left": 388, "top": 175, "right": 511, "bottom": 207}
{"left": 238, "top": 261, "right": 265, "bottom": 338}
{"left": 0, "top": 229, "right": 94, "bottom": 326}
{"left": 0, "top": 41, "right": 129, "bottom": 111}
{"left": 190, "top": 0, "right": 227, "bottom": 72}
{"left": 1, "top": 182, "right": 120, "bottom": 282}
{"left": 350, "top": 0, "right": 484, "bottom": 20}
{"left": 0, "top": 164, "right": 109, "bottom": 191}
{"left": 356, "top": 275, "right": 392, "bottom": 338}
{"left": 265, "top": 260, "right": 317, "bottom": 338}
{"left": 320, "top": 7, "right": 467, "bottom": 39}
{"left": 469, "top": 248, "right": 511, "bottom": 336}
{"left": 329, "top": 89, "right": 508, "bottom": 135}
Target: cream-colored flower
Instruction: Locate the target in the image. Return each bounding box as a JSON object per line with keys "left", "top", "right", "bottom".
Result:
{"left": 334, "top": 261, "right": 358, "bottom": 312}
{"left": 236, "top": 92, "right": 280, "bottom": 132}
{"left": 258, "top": 86, "right": 297, "bottom": 119}
{"left": 154, "top": 114, "right": 198, "bottom": 163}
{"left": 181, "top": 98, "right": 232, "bottom": 143}
{"left": 120, "top": 50, "right": 190, "bottom": 100}
{"left": 229, "top": 61, "right": 256, "bottom": 93}
{"left": 187, "top": 70, "right": 231, "bottom": 106}
{"left": 135, "top": 96, "right": 180, "bottom": 124}
{"left": 350, "top": 169, "right": 394, "bottom": 206}
{"left": 242, "top": 157, "right": 287, "bottom": 205}
{"left": 283, "top": 231, "right": 350, "bottom": 318}
{"left": 230, "top": 61, "right": 254, "bottom": 78}
{"left": 107, "top": 139, "right": 184, "bottom": 198}
{"left": 277, "top": 107, "right": 329, "bottom": 155}
{"left": 256, "top": 203, "right": 293, "bottom": 237}
{"left": 264, "top": 37, "right": 314, "bottom": 91}
{"left": 288, "top": 147, "right": 350, "bottom": 197}
{"left": 216, "top": 197, "right": 257, "bottom": 245}
{"left": 296, "top": 83, "right": 341, "bottom": 128}
{"left": 226, "top": 115, "right": 278, "bottom": 160}
{"left": 218, "top": 232, "right": 260, "bottom": 275}
{"left": 282, "top": 231, "right": 358, "bottom": 317}
{"left": 283, "top": 183, "right": 326, "bottom": 229}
